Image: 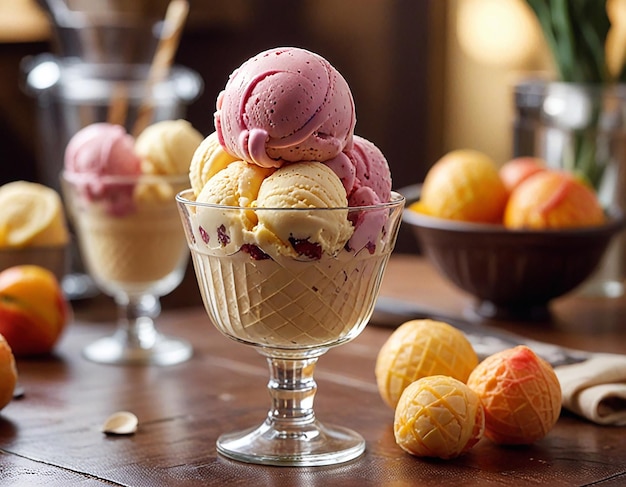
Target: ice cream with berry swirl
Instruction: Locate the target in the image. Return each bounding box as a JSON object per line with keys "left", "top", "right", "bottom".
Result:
{"left": 178, "top": 46, "right": 401, "bottom": 348}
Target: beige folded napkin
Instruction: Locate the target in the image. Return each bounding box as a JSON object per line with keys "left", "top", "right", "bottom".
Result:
{"left": 555, "top": 353, "right": 626, "bottom": 426}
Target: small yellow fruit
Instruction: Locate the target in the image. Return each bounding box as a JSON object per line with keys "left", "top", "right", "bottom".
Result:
{"left": 467, "top": 345, "right": 562, "bottom": 445}
{"left": 375, "top": 319, "right": 478, "bottom": 409}
{"left": 419, "top": 149, "right": 508, "bottom": 223}
{"left": 394, "top": 375, "right": 485, "bottom": 459}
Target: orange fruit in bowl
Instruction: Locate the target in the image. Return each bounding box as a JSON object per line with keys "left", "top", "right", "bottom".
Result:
{"left": 419, "top": 149, "right": 508, "bottom": 223}
{"left": 499, "top": 156, "right": 546, "bottom": 192}
{"left": 467, "top": 345, "right": 561, "bottom": 445}
{"left": 504, "top": 170, "right": 605, "bottom": 229}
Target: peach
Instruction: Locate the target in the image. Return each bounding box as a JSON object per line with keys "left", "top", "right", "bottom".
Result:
{"left": 499, "top": 156, "right": 546, "bottom": 192}
{"left": 0, "top": 265, "right": 69, "bottom": 356}
{"left": 504, "top": 170, "right": 605, "bottom": 229}
{"left": 394, "top": 375, "right": 485, "bottom": 459}
{"left": 467, "top": 345, "right": 562, "bottom": 445}
{"left": 0, "top": 334, "right": 17, "bottom": 411}
{"left": 419, "top": 149, "right": 508, "bottom": 223}
{"left": 375, "top": 319, "right": 478, "bottom": 409}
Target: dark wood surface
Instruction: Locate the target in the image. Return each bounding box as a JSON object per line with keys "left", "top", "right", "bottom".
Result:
{"left": 1, "top": 254, "right": 625, "bottom": 486}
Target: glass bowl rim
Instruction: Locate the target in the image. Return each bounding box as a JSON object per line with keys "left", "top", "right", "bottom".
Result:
{"left": 176, "top": 188, "right": 405, "bottom": 212}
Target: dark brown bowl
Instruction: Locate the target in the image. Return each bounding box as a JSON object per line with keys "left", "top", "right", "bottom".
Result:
{"left": 399, "top": 184, "right": 625, "bottom": 321}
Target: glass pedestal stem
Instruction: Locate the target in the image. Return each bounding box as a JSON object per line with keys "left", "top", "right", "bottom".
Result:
{"left": 115, "top": 293, "right": 160, "bottom": 349}
{"left": 216, "top": 349, "right": 365, "bottom": 466}
{"left": 82, "top": 292, "right": 193, "bottom": 366}
{"left": 266, "top": 353, "right": 320, "bottom": 435}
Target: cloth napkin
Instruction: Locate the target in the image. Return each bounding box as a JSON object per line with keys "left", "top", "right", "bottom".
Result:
{"left": 555, "top": 353, "right": 626, "bottom": 426}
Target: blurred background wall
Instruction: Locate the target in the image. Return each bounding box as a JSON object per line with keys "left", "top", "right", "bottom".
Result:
{"left": 0, "top": 0, "right": 557, "bottom": 252}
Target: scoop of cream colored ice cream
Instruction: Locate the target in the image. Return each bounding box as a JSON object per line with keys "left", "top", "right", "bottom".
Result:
{"left": 135, "top": 119, "right": 203, "bottom": 175}
{"left": 196, "top": 160, "right": 273, "bottom": 207}
{"left": 194, "top": 161, "right": 274, "bottom": 255}
{"left": 215, "top": 47, "right": 356, "bottom": 169}
{"left": 0, "top": 181, "right": 69, "bottom": 248}
{"left": 64, "top": 123, "right": 141, "bottom": 216}
{"left": 133, "top": 120, "right": 203, "bottom": 203}
{"left": 254, "top": 162, "right": 353, "bottom": 259}
{"left": 189, "top": 131, "right": 239, "bottom": 197}
{"left": 194, "top": 161, "right": 353, "bottom": 260}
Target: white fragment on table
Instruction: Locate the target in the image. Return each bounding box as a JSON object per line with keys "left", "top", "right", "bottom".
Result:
{"left": 101, "top": 411, "right": 138, "bottom": 435}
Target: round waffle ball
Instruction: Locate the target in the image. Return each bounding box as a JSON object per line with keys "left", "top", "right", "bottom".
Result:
{"left": 467, "top": 345, "right": 562, "bottom": 445}
{"left": 394, "top": 375, "right": 485, "bottom": 459}
{"left": 375, "top": 319, "right": 479, "bottom": 409}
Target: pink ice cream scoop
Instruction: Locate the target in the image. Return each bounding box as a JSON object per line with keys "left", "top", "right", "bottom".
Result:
{"left": 64, "top": 123, "right": 141, "bottom": 216}
{"left": 325, "top": 135, "right": 392, "bottom": 253}
{"left": 215, "top": 47, "right": 356, "bottom": 169}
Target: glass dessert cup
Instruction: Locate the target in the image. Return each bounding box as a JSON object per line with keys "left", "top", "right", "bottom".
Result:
{"left": 62, "top": 173, "right": 192, "bottom": 366}
{"left": 176, "top": 189, "right": 405, "bottom": 466}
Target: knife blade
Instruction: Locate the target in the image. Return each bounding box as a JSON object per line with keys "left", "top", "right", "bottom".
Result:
{"left": 372, "top": 297, "right": 589, "bottom": 367}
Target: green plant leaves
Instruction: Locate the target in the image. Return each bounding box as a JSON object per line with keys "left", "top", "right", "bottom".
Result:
{"left": 526, "top": 0, "right": 611, "bottom": 83}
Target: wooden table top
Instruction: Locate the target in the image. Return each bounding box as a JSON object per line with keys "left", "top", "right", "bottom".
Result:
{"left": 1, "top": 254, "right": 625, "bottom": 486}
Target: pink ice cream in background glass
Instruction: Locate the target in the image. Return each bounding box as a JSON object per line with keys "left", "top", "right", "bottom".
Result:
{"left": 63, "top": 123, "right": 142, "bottom": 216}
{"left": 215, "top": 46, "right": 356, "bottom": 169}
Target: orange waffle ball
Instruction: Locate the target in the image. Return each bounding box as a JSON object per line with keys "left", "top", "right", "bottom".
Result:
{"left": 467, "top": 345, "right": 562, "bottom": 445}
{"left": 418, "top": 149, "right": 508, "bottom": 223}
{"left": 375, "top": 319, "right": 478, "bottom": 409}
{"left": 394, "top": 375, "right": 485, "bottom": 459}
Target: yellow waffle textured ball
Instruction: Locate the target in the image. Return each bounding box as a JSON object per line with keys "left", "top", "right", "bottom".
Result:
{"left": 467, "top": 345, "right": 562, "bottom": 445}
{"left": 375, "top": 319, "right": 478, "bottom": 409}
{"left": 394, "top": 375, "right": 485, "bottom": 459}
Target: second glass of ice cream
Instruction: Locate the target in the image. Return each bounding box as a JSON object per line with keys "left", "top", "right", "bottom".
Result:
{"left": 62, "top": 120, "right": 204, "bottom": 365}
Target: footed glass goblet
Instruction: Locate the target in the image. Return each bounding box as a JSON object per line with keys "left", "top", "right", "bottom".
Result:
{"left": 176, "top": 189, "right": 404, "bottom": 466}
{"left": 62, "top": 173, "right": 192, "bottom": 365}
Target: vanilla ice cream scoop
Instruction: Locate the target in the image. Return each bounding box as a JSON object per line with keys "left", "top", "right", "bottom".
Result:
{"left": 0, "top": 181, "right": 69, "bottom": 248}
{"left": 189, "top": 131, "right": 239, "bottom": 197}
{"left": 194, "top": 161, "right": 353, "bottom": 260}
{"left": 215, "top": 47, "right": 356, "bottom": 169}
{"left": 135, "top": 119, "right": 203, "bottom": 175}
{"left": 254, "top": 162, "right": 353, "bottom": 259}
